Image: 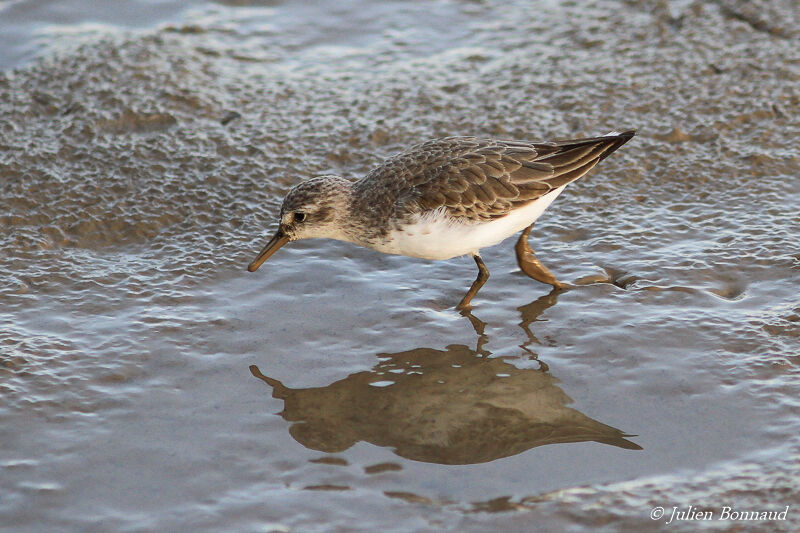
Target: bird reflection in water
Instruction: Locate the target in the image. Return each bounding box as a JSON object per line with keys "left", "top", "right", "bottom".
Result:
{"left": 250, "top": 290, "right": 641, "bottom": 465}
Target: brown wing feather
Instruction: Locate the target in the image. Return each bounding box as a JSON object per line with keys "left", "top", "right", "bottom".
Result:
{"left": 349, "top": 132, "right": 634, "bottom": 237}
{"left": 388, "top": 131, "right": 634, "bottom": 222}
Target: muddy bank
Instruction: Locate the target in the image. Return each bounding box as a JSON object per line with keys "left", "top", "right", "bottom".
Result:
{"left": 1, "top": 0, "right": 798, "bottom": 531}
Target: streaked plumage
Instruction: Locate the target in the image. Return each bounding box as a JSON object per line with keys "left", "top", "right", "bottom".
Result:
{"left": 248, "top": 130, "right": 635, "bottom": 308}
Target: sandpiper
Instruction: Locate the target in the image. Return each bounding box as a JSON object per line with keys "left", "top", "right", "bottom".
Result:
{"left": 248, "top": 131, "right": 635, "bottom": 308}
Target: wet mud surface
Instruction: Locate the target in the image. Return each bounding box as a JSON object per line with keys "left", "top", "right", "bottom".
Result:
{"left": 1, "top": 0, "right": 799, "bottom": 531}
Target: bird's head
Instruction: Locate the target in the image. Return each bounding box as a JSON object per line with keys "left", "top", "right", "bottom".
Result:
{"left": 247, "top": 175, "right": 351, "bottom": 272}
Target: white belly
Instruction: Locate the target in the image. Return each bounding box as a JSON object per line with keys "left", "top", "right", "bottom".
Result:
{"left": 375, "top": 186, "right": 566, "bottom": 260}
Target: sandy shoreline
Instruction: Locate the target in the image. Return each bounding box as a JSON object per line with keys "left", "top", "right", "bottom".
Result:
{"left": 1, "top": 0, "right": 798, "bottom": 531}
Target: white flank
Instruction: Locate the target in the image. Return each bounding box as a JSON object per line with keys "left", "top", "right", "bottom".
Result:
{"left": 374, "top": 185, "right": 567, "bottom": 260}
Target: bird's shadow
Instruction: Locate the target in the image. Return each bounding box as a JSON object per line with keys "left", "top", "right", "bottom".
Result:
{"left": 249, "top": 289, "right": 641, "bottom": 465}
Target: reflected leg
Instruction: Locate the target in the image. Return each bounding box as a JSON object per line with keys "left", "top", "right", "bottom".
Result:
{"left": 459, "top": 307, "right": 490, "bottom": 356}
{"left": 515, "top": 223, "right": 566, "bottom": 289}
{"left": 456, "top": 253, "right": 490, "bottom": 310}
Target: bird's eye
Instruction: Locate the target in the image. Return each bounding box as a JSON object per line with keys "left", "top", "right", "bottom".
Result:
{"left": 294, "top": 212, "right": 306, "bottom": 223}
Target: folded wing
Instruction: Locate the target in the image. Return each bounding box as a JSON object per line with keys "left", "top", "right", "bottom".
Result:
{"left": 398, "top": 131, "right": 635, "bottom": 222}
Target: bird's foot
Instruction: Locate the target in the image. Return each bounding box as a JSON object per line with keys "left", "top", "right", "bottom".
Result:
{"left": 515, "top": 224, "right": 570, "bottom": 289}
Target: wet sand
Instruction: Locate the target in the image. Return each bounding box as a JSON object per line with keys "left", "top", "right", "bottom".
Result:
{"left": 1, "top": 0, "right": 799, "bottom": 531}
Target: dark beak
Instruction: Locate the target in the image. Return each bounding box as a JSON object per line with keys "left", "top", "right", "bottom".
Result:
{"left": 247, "top": 231, "right": 290, "bottom": 272}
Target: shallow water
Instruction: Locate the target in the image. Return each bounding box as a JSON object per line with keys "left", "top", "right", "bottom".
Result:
{"left": 1, "top": 0, "right": 799, "bottom": 531}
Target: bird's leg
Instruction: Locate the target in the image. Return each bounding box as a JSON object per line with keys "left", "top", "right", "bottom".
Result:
{"left": 456, "top": 254, "right": 490, "bottom": 310}
{"left": 515, "top": 223, "right": 566, "bottom": 289}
